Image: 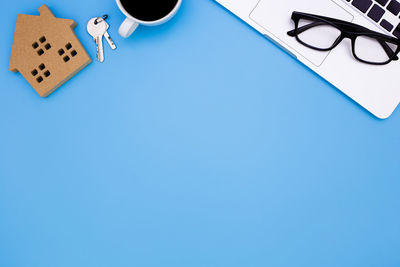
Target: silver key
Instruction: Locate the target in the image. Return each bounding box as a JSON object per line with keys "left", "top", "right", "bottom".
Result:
{"left": 94, "top": 15, "right": 117, "bottom": 50}
{"left": 87, "top": 17, "right": 107, "bottom": 62}
{"left": 103, "top": 21, "right": 117, "bottom": 50}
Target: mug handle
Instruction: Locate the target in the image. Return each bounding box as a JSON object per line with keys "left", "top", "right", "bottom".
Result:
{"left": 119, "top": 17, "right": 139, "bottom": 38}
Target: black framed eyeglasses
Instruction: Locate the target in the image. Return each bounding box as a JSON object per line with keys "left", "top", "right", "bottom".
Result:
{"left": 287, "top": 11, "right": 400, "bottom": 65}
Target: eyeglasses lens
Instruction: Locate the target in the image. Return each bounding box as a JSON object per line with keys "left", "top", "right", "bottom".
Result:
{"left": 296, "top": 19, "right": 341, "bottom": 50}
{"left": 354, "top": 35, "right": 398, "bottom": 64}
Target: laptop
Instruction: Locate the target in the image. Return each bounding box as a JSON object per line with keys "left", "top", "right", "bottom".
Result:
{"left": 215, "top": 0, "right": 400, "bottom": 119}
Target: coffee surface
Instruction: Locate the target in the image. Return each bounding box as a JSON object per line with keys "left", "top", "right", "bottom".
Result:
{"left": 120, "top": 0, "right": 179, "bottom": 22}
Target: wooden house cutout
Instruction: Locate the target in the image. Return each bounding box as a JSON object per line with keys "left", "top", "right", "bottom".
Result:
{"left": 9, "top": 5, "right": 92, "bottom": 97}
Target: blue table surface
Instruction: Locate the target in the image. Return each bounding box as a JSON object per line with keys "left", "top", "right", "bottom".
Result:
{"left": 1, "top": 0, "right": 400, "bottom": 266}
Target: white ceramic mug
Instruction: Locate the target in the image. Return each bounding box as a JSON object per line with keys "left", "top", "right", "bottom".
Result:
{"left": 116, "top": 0, "right": 182, "bottom": 38}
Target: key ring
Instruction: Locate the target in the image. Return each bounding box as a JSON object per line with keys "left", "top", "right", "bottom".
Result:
{"left": 94, "top": 15, "right": 108, "bottom": 25}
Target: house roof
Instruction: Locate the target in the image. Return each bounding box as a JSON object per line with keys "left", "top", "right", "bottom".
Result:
{"left": 9, "top": 5, "right": 78, "bottom": 71}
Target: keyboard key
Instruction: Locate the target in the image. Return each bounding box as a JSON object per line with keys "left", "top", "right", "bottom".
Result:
{"left": 376, "top": 0, "right": 389, "bottom": 6}
{"left": 352, "top": 0, "right": 373, "bottom": 12}
{"left": 368, "top": 4, "right": 385, "bottom": 21}
{"left": 381, "top": 19, "right": 394, "bottom": 31}
{"left": 393, "top": 24, "right": 400, "bottom": 38}
{"left": 387, "top": 0, "right": 400, "bottom": 15}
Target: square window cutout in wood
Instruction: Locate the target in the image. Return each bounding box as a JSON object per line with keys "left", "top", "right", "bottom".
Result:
{"left": 9, "top": 5, "right": 92, "bottom": 97}
{"left": 65, "top": 43, "right": 72, "bottom": 50}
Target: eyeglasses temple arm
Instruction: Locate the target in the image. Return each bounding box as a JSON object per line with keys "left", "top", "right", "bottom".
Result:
{"left": 287, "top": 21, "right": 326, "bottom": 36}
{"left": 378, "top": 40, "right": 399, "bottom": 60}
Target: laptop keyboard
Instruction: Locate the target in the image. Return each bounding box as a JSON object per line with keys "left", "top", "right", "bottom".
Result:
{"left": 345, "top": 0, "right": 400, "bottom": 38}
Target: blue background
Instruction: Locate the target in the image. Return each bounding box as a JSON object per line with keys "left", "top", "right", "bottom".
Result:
{"left": 1, "top": 0, "right": 399, "bottom": 266}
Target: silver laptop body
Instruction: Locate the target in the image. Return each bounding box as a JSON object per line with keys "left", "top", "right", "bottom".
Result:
{"left": 215, "top": 0, "right": 400, "bottom": 119}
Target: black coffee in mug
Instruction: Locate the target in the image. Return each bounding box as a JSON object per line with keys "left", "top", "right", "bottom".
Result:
{"left": 120, "top": 0, "right": 179, "bottom": 22}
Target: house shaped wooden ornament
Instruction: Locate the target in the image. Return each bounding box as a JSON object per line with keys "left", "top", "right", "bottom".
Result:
{"left": 9, "top": 5, "right": 92, "bottom": 97}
